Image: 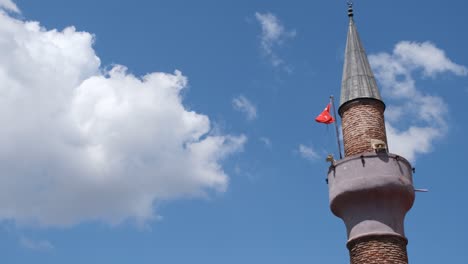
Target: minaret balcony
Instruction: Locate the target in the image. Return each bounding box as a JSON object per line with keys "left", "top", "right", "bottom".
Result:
{"left": 327, "top": 152, "right": 415, "bottom": 241}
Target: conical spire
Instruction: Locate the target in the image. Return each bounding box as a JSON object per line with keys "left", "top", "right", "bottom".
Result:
{"left": 339, "top": 4, "right": 382, "bottom": 110}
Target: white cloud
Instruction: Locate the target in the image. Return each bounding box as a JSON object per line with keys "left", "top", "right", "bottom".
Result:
{"left": 385, "top": 125, "right": 441, "bottom": 162}
{"left": 0, "top": 0, "right": 19, "bottom": 13}
{"left": 393, "top": 41, "right": 468, "bottom": 77}
{"left": 384, "top": 105, "right": 404, "bottom": 123}
{"left": 232, "top": 95, "right": 257, "bottom": 121}
{"left": 299, "top": 144, "right": 319, "bottom": 162}
{"left": 369, "top": 41, "right": 466, "bottom": 162}
{"left": 255, "top": 12, "right": 296, "bottom": 67}
{"left": 0, "top": 10, "right": 245, "bottom": 227}
{"left": 20, "top": 236, "right": 54, "bottom": 251}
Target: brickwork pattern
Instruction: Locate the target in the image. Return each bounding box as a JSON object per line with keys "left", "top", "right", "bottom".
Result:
{"left": 340, "top": 100, "right": 387, "bottom": 156}
{"left": 347, "top": 235, "right": 409, "bottom": 264}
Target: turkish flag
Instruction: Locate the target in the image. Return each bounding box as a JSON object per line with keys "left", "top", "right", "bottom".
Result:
{"left": 315, "top": 103, "right": 335, "bottom": 124}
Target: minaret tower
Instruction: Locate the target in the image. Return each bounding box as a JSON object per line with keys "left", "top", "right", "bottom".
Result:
{"left": 327, "top": 4, "right": 415, "bottom": 263}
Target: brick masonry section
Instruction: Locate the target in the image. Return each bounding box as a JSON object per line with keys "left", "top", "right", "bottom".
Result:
{"left": 347, "top": 235, "right": 409, "bottom": 264}
{"left": 340, "top": 99, "right": 387, "bottom": 156}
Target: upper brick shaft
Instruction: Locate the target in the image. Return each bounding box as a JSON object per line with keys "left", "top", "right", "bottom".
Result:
{"left": 340, "top": 99, "right": 387, "bottom": 156}
{"left": 347, "top": 235, "right": 409, "bottom": 264}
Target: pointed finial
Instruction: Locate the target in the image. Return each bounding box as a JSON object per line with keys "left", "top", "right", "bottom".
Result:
{"left": 347, "top": 1, "right": 354, "bottom": 17}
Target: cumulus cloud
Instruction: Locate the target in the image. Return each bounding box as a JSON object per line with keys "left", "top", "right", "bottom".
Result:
{"left": 255, "top": 12, "right": 296, "bottom": 67}
{"left": 0, "top": 0, "right": 19, "bottom": 13}
{"left": 0, "top": 9, "right": 245, "bottom": 227}
{"left": 369, "top": 41, "right": 466, "bottom": 162}
{"left": 393, "top": 41, "right": 468, "bottom": 76}
{"left": 232, "top": 95, "right": 257, "bottom": 121}
{"left": 298, "top": 144, "right": 319, "bottom": 162}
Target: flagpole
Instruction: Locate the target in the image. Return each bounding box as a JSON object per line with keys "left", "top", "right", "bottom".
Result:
{"left": 330, "top": 95, "right": 343, "bottom": 159}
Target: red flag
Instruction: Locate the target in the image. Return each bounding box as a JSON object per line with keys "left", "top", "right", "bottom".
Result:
{"left": 315, "top": 103, "right": 335, "bottom": 124}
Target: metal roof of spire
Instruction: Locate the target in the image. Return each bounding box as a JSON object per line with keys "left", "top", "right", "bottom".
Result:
{"left": 339, "top": 3, "right": 383, "bottom": 109}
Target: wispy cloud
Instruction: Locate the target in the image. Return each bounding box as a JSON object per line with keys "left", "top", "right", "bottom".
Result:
{"left": 20, "top": 237, "right": 54, "bottom": 251}
{"left": 255, "top": 12, "right": 296, "bottom": 68}
{"left": 259, "top": 137, "right": 272, "bottom": 149}
{"left": 298, "top": 144, "right": 320, "bottom": 162}
{"left": 370, "top": 41, "right": 467, "bottom": 162}
{"left": 232, "top": 95, "right": 257, "bottom": 121}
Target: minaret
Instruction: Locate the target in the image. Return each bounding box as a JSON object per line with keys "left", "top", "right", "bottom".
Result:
{"left": 327, "top": 4, "right": 415, "bottom": 263}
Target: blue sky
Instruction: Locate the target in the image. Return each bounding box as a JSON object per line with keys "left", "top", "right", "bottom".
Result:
{"left": 1, "top": 0, "right": 467, "bottom": 263}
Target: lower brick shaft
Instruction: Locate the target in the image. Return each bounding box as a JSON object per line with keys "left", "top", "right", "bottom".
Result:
{"left": 347, "top": 235, "right": 409, "bottom": 264}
